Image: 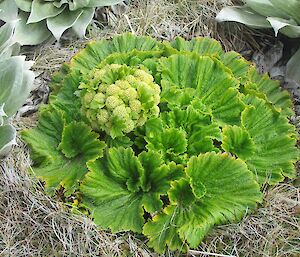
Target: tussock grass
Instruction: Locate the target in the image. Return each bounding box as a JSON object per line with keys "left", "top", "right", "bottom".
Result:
{"left": 1, "top": 1, "right": 299, "bottom": 256}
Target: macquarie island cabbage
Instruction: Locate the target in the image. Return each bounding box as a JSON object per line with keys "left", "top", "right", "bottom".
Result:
{"left": 22, "top": 34, "right": 299, "bottom": 253}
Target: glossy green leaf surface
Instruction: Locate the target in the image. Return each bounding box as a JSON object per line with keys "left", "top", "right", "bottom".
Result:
{"left": 22, "top": 109, "right": 105, "bottom": 195}
{"left": 80, "top": 148, "right": 182, "bottom": 232}
{"left": 144, "top": 153, "right": 262, "bottom": 253}
{"left": 22, "top": 34, "right": 298, "bottom": 253}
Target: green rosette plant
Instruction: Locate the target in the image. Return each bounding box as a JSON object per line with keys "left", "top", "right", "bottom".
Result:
{"left": 22, "top": 34, "right": 299, "bottom": 253}
{"left": 0, "top": 0, "right": 124, "bottom": 45}
{"left": 0, "top": 22, "right": 35, "bottom": 157}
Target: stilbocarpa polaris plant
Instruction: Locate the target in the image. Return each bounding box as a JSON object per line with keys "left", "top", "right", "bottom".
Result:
{"left": 22, "top": 34, "right": 299, "bottom": 253}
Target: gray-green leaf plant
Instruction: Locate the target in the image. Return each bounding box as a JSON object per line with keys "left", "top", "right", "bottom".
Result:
{"left": 0, "top": 0, "right": 124, "bottom": 46}
{"left": 0, "top": 21, "right": 35, "bottom": 157}
{"left": 216, "top": 0, "right": 300, "bottom": 84}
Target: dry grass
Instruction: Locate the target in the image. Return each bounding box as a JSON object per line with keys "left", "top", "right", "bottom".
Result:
{"left": 29, "top": 0, "right": 260, "bottom": 74}
{"left": 1, "top": 140, "right": 299, "bottom": 257}
{"left": 1, "top": 0, "right": 300, "bottom": 257}
{"left": 27, "top": 0, "right": 261, "bottom": 77}
{"left": 0, "top": 140, "right": 153, "bottom": 257}
{"left": 200, "top": 183, "right": 300, "bottom": 257}
{"left": 93, "top": 0, "right": 261, "bottom": 52}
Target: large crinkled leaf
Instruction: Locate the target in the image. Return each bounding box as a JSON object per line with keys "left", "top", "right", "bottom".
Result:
{"left": 216, "top": 6, "right": 272, "bottom": 29}
{"left": 144, "top": 152, "right": 262, "bottom": 253}
{"left": 70, "top": 33, "right": 161, "bottom": 72}
{"left": 164, "top": 36, "right": 223, "bottom": 57}
{"left": 22, "top": 109, "right": 66, "bottom": 166}
{"left": 220, "top": 52, "right": 293, "bottom": 116}
{"left": 49, "top": 63, "right": 71, "bottom": 94}
{"left": 50, "top": 70, "right": 83, "bottom": 122}
{"left": 146, "top": 127, "right": 188, "bottom": 164}
{"left": 0, "top": 56, "right": 35, "bottom": 117}
{"left": 102, "top": 32, "right": 160, "bottom": 54}
{"left": 247, "top": 67, "right": 293, "bottom": 116}
{"left": 221, "top": 125, "right": 256, "bottom": 160}
{"left": 221, "top": 51, "right": 293, "bottom": 116}
{"left": 161, "top": 106, "right": 221, "bottom": 155}
{"left": 13, "top": 12, "right": 52, "bottom": 45}
{"left": 95, "top": 50, "right": 163, "bottom": 74}
{"left": 80, "top": 148, "right": 183, "bottom": 233}
{"left": 241, "top": 95, "right": 299, "bottom": 184}
{"left": 58, "top": 121, "right": 106, "bottom": 161}
{"left": 159, "top": 53, "right": 245, "bottom": 125}
{"left": 47, "top": 8, "right": 83, "bottom": 40}
{"left": 21, "top": 109, "right": 106, "bottom": 195}
{"left": 0, "top": 124, "right": 17, "bottom": 158}
{"left": 70, "top": 39, "right": 113, "bottom": 72}
{"left": 28, "top": 0, "right": 66, "bottom": 23}
{"left": 221, "top": 51, "right": 253, "bottom": 80}
{"left": 142, "top": 107, "right": 221, "bottom": 160}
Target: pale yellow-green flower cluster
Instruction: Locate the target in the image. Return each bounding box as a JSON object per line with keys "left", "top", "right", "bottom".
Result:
{"left": 80, "top": 64, "right": 160, "bottom": 137}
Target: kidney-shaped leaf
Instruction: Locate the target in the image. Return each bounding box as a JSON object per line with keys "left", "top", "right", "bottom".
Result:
{"left": 241, "top": 96, "right": 299, "bottom": 184}
{"left": 159, "top": 54, "right": 244, "bottom": 125}
{"left": 80, "top": 148, "right": 183, "bottom": 233}
{"left": 221, "top": 125, "right": 256, "bottom": 160}
{"left": 144, "top": 152, "right": 262, "bottom": 253}
{"left": 22, "top": 109, "right": 106, "bottom": 195}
